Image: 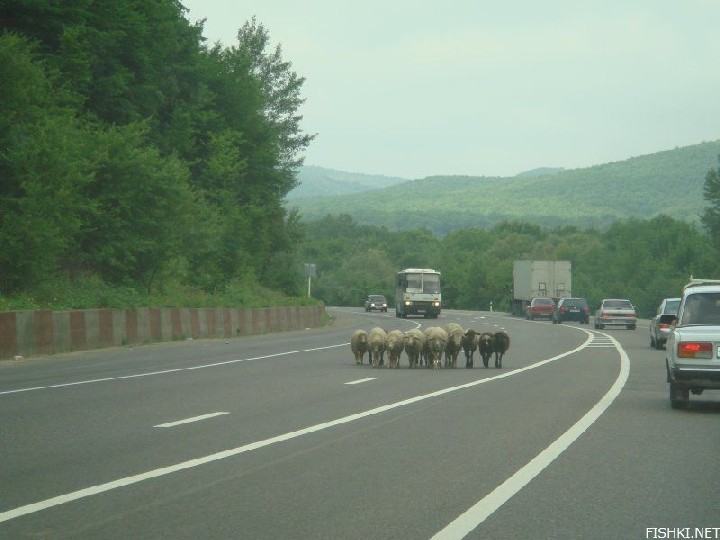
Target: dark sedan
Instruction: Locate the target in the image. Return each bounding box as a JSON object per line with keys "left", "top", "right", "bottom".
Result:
{"left": 552, "top": 297, "right": 590, "bottom": 324}
{"left": 649, "top": 297, "right": 680, "bottom": 349}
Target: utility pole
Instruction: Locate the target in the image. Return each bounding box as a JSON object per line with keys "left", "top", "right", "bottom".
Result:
{"left": 304, "top": 263, "right": 316, "bottom": 298}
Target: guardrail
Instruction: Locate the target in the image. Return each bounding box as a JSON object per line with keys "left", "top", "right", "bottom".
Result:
{"left": 0, "top": 305, "right": 325, "bottom": 360}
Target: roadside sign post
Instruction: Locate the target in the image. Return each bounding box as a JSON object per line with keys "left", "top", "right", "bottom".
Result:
{"left": 304, "top": 263, "right": 316, "bottom": 297}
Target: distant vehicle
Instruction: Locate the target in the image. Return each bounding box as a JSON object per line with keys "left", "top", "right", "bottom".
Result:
{"left": 594, "top": 299, "right": 637, "bottom": 330}
{"left": 526, "top": 297, "right": 555, "bottom": 320}
{"left": 666, "top": 278, "right": 720, "bottom": 409}
{"left": 512, "top": 260, "right": 571, "bottom": 316}
{"left": 364, "top": 295, "right": 388, "bottom": 312}
{"left": 649, "top": 297, "right": 681, "bottom": 349}
{"left": 552, "top": 297, "right": 590, "bottom": 324}
{"left": 395, "top": 268, "right": 441, "bottom": 318}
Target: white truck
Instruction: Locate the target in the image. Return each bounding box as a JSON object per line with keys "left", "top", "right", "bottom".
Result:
{"left": 512, "top": 260, "right": 572, "bottom": 316}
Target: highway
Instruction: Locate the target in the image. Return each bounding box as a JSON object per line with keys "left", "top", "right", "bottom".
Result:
{"left": 1, "top": 307, "right": 718, "bottom": 539}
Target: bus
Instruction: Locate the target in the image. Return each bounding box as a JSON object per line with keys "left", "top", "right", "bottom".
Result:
{"left": 395, "top": 268, "right": 442, "bottom": 318}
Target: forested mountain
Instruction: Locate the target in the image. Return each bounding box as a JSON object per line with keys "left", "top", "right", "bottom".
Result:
{"left": 515, "top": 167, "right": 565, "bottom": 177}
{"left": 287, "top": 166, "right": 409, "bottom": 199}
{"left": 291, "top": 141, "right": 720, "bottom": 234}
{"left": 0, "top": 3, "right": 313, "bottom": 308}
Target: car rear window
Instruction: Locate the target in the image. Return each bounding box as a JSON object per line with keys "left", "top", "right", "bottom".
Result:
{"left": 603, "top": 300, "right": 633, "bottom": 309}
{"left": 562, "top": 298, "right": 587, "bottom": 307}
{"left": 679, "top": 292, "right": 720, "bottom": 325}
{"left": 663, "top": 300, "right": 680, "bottom": 314}
{"left": 533, "top": 298, "right": 554, "bottom": 305}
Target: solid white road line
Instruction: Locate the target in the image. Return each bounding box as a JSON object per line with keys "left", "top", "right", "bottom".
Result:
{"left": 303, "top": 344, "right": 348, "bottom": 352}
{"left": 0, "top": 386, "right": 46, "bottom": 396}
{"left": 186, "top": 351, "right": 300, "bottom": 370}
{"left": 154, "top": 412, "right": 229, "bottom": 428}
{"left": 431, "top": 331, "right": 629, "bottom": 540}
{"left": 344, "top": 377, "right": 376, "bottom": 385}
{"left": 49, "top": 378, "right": 115, "bottom": 388}
{"left": 0, "top": 331, "right": 592, "bottom": 524}
{"left": 119, "top": 369, "right": 183, "bottom": 379}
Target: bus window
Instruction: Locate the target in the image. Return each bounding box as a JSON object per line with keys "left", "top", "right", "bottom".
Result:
{"left": 423, "top": 274, "right": 440, "bottom": 294}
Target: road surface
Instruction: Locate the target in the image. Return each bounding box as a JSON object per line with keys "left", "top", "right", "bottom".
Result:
{"left": 1, "top": 307, "right": 718, "bottom": 539}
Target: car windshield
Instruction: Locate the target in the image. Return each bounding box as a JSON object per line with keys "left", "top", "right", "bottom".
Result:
{"left": 679, "top": 292, "right": 720, "bottom": 325}
{"left": 603, "top": 300, "right": 633, "bottom": 309}
{"left": 369, "top": 296, "right": 385, "bottom": 302}
{"left": 663, "top": 300, "right": 680, "bottom": 314}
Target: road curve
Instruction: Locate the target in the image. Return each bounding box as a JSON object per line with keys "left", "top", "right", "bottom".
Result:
{"left": 0, "top": 308, "right": 717, "bottom": 539}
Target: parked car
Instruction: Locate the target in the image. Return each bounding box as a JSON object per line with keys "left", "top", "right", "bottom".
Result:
{"left": 364, "top": 294, "right": 388, "bottom": 312}
{"left": 526, "top": 297, "right": 555, "bottom": 320}
{"left": 649, "top": 297, "right": 681, "bottom": 349}
{"left": 666, "top": 279, "right": 720, "bottom": 409}
{"left": 594, "top": 299, "right": 637, "bottom": 329}
{"left": 552, "top": 297, "right": 590, "bottom": 324}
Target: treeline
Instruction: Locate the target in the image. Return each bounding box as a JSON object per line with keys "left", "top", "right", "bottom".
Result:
{"left": 299, "top": 214, "right": 719, "bottom": 318}
{"left": 0, "top": 3, "right": 313, "bottom": 309}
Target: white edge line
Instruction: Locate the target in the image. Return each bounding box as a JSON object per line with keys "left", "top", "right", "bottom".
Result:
{"left": 431, "top": 331, "right": 629, "bottom": 540}
{"left": 187, "top": 350, "right": 300, "bottom": 370}
{"left": 0, "top": 332, "right": 591, "bottom": 524}
{"left": 49, "top": 378, "right": 115, "bottom": 388}
{"left": 344, "top": 377, "right": 377, "bottom": 385}
{"left": 154, "top": 412, "right": 229, "bottom": 428}
{"left": 0, "top": 386, "right": 46, "bottom": 396}
{"left": 303, "top": 343, "right": 349, "bottom": 352}
{"left": 119, "top": 369, "right": 183, "bottom": 379}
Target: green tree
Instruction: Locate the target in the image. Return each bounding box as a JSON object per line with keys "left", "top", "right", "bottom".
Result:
{"left": 701, "top": 158, "right": 720, "bottom": 251}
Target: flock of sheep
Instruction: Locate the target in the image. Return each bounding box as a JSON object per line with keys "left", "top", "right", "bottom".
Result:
{"left": 350, "top": 325, "right": 510, "bottom": 369}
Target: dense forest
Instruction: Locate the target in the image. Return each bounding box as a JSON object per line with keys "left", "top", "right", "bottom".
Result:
{"left": 299, "top": 213, "right": 720, "bottom": 318}
{"left": 0, "top": 2, "right": 314, "bottom": 309}
{"left": 292, "top": 140, "right": 720, "bottom": 234}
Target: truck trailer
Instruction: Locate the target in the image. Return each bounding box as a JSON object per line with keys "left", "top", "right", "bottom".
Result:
{"left": 512, "top": 260, "right": 571, "bottom": 315}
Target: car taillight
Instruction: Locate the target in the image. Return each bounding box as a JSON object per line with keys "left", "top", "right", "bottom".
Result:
{"left": 560, "top": 307, "right": 567, "bottom": 312}
{"left": 658, "top": 323, "right": 670, "bottom": 330}
{"left": 583, "top": 307, "right": 589, "bottom": 313}
{"left": 677, "top": 341, "right": 713, "bottom": 359}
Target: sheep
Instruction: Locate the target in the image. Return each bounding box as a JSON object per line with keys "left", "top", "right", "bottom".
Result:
{"left": 461, "top": 329, "right": 478, "bottom": 368}
{"left": 421, "top": 327, "right": 434, "bottom": 367}
{"left": 493, "top": 331, "right": 510, "bottom": 368}
{"left": 368, "top": 327, "right": 387, "bottom": 368}
{"left": 350, "top": 329, "right": 369, "bottom": 365}
{"left": 385, "top": 329, "right": 405, "bottom": 368}
{"left": 403, "top": 329, "right": 426, "bottom": 368}
{"left": 478, "top": 332, "right": 495, "bottom": 369}
{"left": 424, "top": 326, "right": 448, "bottom": 369}
{"left": 444, "top": 323, "right": 464, "bottom": 368}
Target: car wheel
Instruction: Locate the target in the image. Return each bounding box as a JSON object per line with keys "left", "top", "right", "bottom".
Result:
{"left": 597, "top": 323, "right": 604, "bottom": 329}
{"left": 669, "top": 383, "right": 689, "bottom": 409}
{"left": 650, "top": 335, "right": 655, "bottom": 348}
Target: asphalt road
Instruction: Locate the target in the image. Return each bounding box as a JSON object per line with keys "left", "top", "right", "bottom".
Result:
{"left": 1, "top": 308, "right": 718, "bottom": 539}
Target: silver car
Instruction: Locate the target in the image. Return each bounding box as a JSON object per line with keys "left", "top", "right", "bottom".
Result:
{"left": 594, "top": 298, "right": 637, "bottom": 330}
{"left": 649, "top": 297, "right": 680, "bottom": 349}
{"left": 666, "top": 280, "right": 720, "bottom": 409}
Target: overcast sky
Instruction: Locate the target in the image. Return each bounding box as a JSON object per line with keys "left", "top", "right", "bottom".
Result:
{"left": 183, "top": 0, "right": 720, "bottom": 179}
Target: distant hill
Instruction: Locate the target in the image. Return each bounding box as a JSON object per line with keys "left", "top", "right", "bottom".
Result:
{"left": 287, "top": 165, "right": 409, "bottom": 199}
{"left": 516, "top": 167, "right": 565, "bottom": 177}
{"left": 289, "top": 141, "right": 720, "bottom": 234}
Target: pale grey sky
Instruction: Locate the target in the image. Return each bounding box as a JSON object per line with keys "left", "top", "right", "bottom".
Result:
{"left": 183, "top": 0, "right": 720, "bottom": 179}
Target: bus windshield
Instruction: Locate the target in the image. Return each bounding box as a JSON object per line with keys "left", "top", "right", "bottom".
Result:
{"left": 423, "top": 274, "right": 440, "bottom": 293}
{"left": 406, "top": 273, "right": 422, "bottom": 290}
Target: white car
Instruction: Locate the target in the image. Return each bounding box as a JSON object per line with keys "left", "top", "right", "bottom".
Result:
{"left": 594, "top": 298, "right": 637, "bottom": 330}
{"left": 665, "top": 279, "right": 720, "bottom": 409}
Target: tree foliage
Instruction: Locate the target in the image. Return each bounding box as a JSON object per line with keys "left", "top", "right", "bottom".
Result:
{"left": 0, "top": 2, "right": 312, "bottom": 304}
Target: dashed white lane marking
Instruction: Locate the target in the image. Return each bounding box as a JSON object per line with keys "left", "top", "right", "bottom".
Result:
{"left": 154, "top": 412, "right": 229, "bottom": 428}
{"left": 49, "top": 378, "right": 115, "bottom": 388}
{"left": 344, "top": 377, "right": 376, "bottom": 385}
{"left": 304, "top": 344, "right": 348, "bottom": 352}
{"left": 187, "top": 351, "right": 299, "bottom": 370}
{"left": 119, "top": 369, "right": 183, "bottom": 379}
{"left": 431, "top": 331, "right": 629, "bottom": 540}
{"left": 0, "top": 386, "right": 46, "bottom": 396}
{"left": 0, "top": 331, "right": 592, "bottom": 524}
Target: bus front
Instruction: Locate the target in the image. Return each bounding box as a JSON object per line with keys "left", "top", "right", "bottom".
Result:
{"left": 396, "top": 270, "right": 441, "bottom": 318}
